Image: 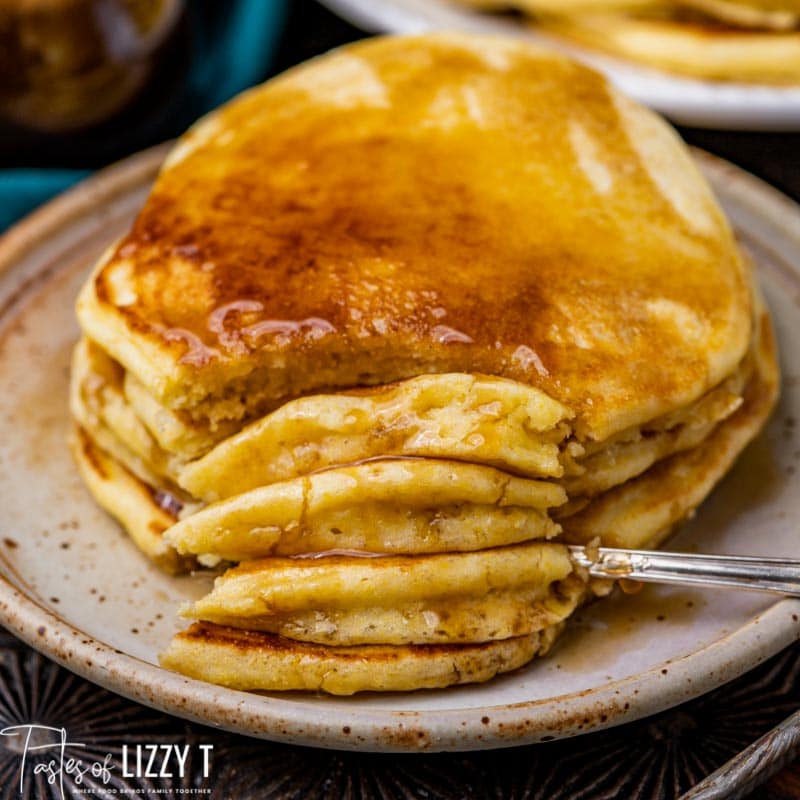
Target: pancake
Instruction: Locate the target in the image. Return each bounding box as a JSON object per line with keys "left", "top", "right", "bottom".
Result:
{"left": 185, "top": 586, "right": 582, "bottom": 647}
{"left": 681, "top": 0, "right": 799, "bottom": 29}
{"left": 178, "top": 373, "right": 571, "bottom": 500}
{"left": 68, "top": 34, "right": 779, "bottom": 695}
{"left": 159, "top": 622, "right": 561, "bottom": 695}
{"left": 536, "top": 10, "right": 800, "bottom": 83}
{"left": 455, "top": 0, "right": 800, "bottom": 82}
{"left": 165, "top": 459, "right": 565, "bottom": 561}
{"left": 456, "top": 0, "right": 663, "bottom": 12}
{"left": 76, "top": 33, "right": 751, "bottom": 443}
{"left": 183, "top": 543, "right": 583, "bottom": 645}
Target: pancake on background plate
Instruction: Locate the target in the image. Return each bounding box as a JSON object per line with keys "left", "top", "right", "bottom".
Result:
{"left": 456, "top": 0, "right": 800, "bottom": 83}
{"left": 69, "top": 33, "right": 778, "bottom": 694}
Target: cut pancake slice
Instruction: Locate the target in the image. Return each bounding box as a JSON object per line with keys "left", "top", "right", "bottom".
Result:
{"left": 75, "top": 331, "right": 759, "bottom": 572}
{"left": 178, "top": 373, "right": 571, "bottom": 502}
{"left": 70, "top": 426, "right": 192, "bottom": 574}
{"left": 183, "top": 543, "right": 583, "bottom": 644}
{"left": 166, "top": 460, "right": 566, "bottom": 561}
{"left": 159, "top": 622, "right": 562, "bottom": 694}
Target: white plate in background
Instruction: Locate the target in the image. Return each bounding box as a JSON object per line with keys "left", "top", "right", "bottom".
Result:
{"left": 319, "top": 0, "right": 800, "bottom": 130}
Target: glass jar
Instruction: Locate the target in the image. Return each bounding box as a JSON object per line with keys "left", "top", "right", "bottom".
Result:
{"left": 0, "top": 0, "right": 184, "bottom": 133}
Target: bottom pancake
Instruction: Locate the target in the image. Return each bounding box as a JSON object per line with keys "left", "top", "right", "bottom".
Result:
{"left": 159, "top": 622, "right": 563, "bottom": 695}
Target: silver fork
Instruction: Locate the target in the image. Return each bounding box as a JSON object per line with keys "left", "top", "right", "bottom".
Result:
{"left": 568, "top": 546, "right": 800, "bottom": 597}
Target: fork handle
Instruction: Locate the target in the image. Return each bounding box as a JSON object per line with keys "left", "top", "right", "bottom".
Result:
{"left": 568, "top": 546, "right": 800, "bottom": 597}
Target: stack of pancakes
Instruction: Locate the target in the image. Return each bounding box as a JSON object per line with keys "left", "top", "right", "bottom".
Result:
{"left": 457, "top": 0, "right": 800, "bottom": 82}
{"left": 69, "top": 34, "right": 778, "bottom": 694}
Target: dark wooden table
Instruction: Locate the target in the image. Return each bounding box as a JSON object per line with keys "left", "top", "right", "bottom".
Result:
{"left": 0, "top": 2, "right": 798, "bottom": 797}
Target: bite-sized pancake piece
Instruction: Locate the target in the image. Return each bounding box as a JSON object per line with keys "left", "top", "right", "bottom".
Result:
{"left": 537, "top": 12, "right": 800, "bottom": 82}
{"left": 70, "top": 426, "right": 192, "bottom": 574}
{"left": 184, "top": 543, "right": 582, "bottom": 644}
{"left": 76, "top": 33, "right": 751, "bottom": 442}
{"left": 159, "top": 622, "right": 562, "bottom": 694}
{"left": 560, "top": 305, "right": 778, "bottom": 549}
{"left": 179, "top": 373, "right": 571, "bottom": 502}
{"left": 166, "top": 459, "right": 565, "bottom": 561}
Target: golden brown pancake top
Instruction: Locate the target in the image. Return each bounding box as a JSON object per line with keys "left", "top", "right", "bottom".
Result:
{"left": 83, "top": 34, "right": 752, "bottom": 440}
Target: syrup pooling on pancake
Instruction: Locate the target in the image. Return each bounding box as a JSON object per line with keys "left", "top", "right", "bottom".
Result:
{"left": 68, "top": 34, "right": 779, "bottom": 694}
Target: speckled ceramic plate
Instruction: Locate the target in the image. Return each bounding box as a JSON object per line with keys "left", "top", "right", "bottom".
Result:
{"left": 0, "top": 144, "right": 799, "bottom": 753}
{"left": 318, "top": 0, "right": 800, "bottom": 130}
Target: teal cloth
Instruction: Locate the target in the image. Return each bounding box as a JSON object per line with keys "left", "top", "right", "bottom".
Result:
{"left": 0, "top": 0, "right": 287, "bottom": 231}
{"left": 0, "top": 171, "right": 92, "bottom": 230}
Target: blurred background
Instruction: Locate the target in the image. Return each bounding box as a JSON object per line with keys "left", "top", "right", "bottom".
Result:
{"left": 0, "top": 0, "right": 798, "bottom": 231}
{"left": 1, "top": 4, "right": 800, "bottom": 798}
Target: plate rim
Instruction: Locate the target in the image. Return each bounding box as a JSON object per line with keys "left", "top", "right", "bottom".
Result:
{"left": 1, "top": 145, "right": 799, "bottom": 752}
